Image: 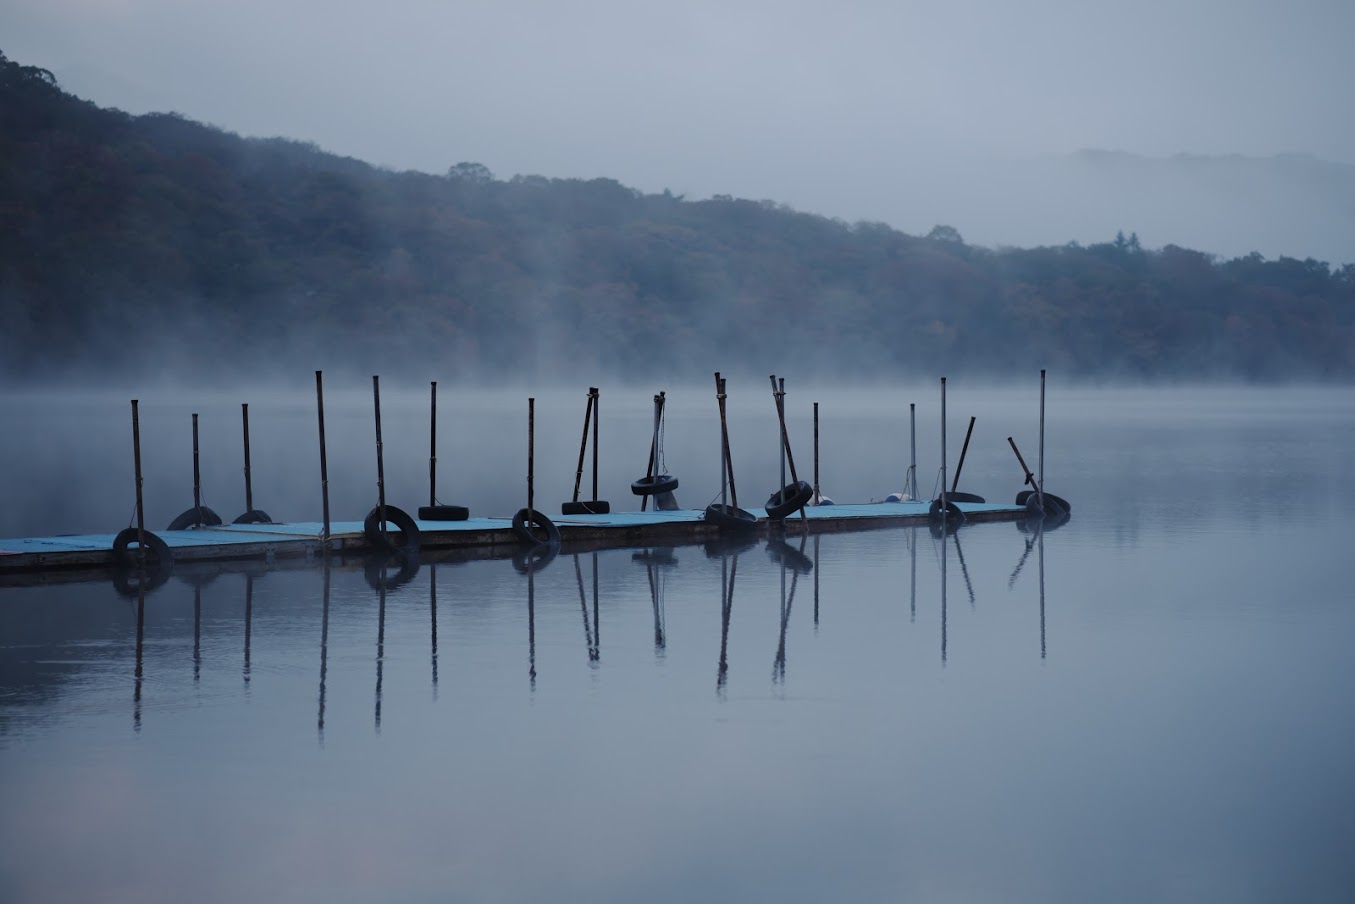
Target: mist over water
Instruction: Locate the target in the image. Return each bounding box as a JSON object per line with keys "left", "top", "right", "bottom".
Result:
{"left": 3, "top": 383, "right": 1354, "bottom": 903}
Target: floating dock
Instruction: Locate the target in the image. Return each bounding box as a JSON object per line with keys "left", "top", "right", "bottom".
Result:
{"left": 0, "top": 500, "right": 1026, "bottom": 581}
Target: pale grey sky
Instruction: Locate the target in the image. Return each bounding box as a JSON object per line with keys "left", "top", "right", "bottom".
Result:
{"left": 6, "top": 0, "right": 1354, "bottom": 257}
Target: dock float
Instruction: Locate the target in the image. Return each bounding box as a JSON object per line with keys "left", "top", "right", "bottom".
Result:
{"left": 0, "top": 501, "right": 1027, "bottom": 577}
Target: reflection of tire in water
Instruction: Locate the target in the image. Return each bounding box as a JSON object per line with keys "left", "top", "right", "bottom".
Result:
{"left": 112, "top": 560, "right": 174, "bottom": 598}
{"left": 631, "top": 548, "right": 679, "bottom": 569}
{"left": 512, "top": 541, "right": 560, "bottom": 574}
{"left": 364, "top": 549, "right": 422, "bottom": 590}
{"left": 765, "top": 538, "right": 814, "bottom": 574}
{"left": 703, "top": 535, "right": 760, "bottom": 559}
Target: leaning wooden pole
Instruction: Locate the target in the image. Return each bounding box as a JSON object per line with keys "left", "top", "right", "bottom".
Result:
{"left": 131, "top": 400, "right": 146, "bottom": 567}
{"left": 951, "top": 416, "right": 976, "bottom": 494}
{"left": 571, "top": 388, "right": 594, "bottom": 503}
{"left": 373, "top": 375, "right": 387, "bottom": 541}
{"left": 241, "top": 403, "right": 254, "bottom": 514}
{"left": 315, "top": 371, "right": 331, "bottom": 547}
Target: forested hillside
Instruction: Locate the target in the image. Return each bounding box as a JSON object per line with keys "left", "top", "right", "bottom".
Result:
{"left": 3, "top": 50, "right": 1352, "bottom": 382}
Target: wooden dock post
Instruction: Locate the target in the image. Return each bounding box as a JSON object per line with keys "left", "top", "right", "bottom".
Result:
{"left": 131, "top": 399, "right": 146, "bottom": 566}
{"left": 570, "top": 389, "right": 594, "bottom": 504}
{"left": 940, "top": 377, "right": 948, "bottom": 512}
{"left": 373, "top": 375, "right": 387, "bottom": 541}
{"left": 191, "top": 412, "right": 202, "bottom": 515}
{"left": 813, "top": 401, "right": 820, "bottom": 503}
{"left": 909, "top": 402, "right": 918, "bottom": 500}
{"left": 315, "top": 371, "right": 331, "bottom": 548}
{"left": 241, "top": 404, "right": 254, "bottom": 514}
{"left": 428, "top": 381, "right": 437, "bottom": 508}
{"left": 1038, "top": 369, "right": 1046, "bottom": 510}
{"left": 591, "top": 388, "right": 600, "bottom": 502}
{"left": 528, "top": 397, "right": 536, "bottom": 523}
{"left": 952, "top": 416, "right": 976, "bottom": 494}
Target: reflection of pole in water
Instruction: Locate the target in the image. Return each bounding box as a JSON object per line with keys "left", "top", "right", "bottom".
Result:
{"left": 318, "top": 562, "right": 330, "bottom": 740}
{"left": 193, "top": 584, "right": 202, "bottom": 683}
{"left": 909, "top": 526, "right": 918, "bottom": 624}
{"left": 574, "top": 555, "right": 599, "bottom": 663}
{"left": 592, "top": 552, "right": 600, "bottom": 660}
{"left": 430, "top": 564, "right": 439, "bottom": 695}
{"left": 954, "top": 530, "right": 976, "bottom": 610}
{"left": 133, "top": 582, "right": 145, "bottom": 732}
{"left": 375, "top": 567, "right": 386, "bottom": 732}
{"left": 717, "top": 553, "right": 738, "bottom": 693}
{"left": 941, "top": 526, "right": 948, "bottom": 665}
{"left": 1039, "top": 527, "right": 1047, "bottom": 660}
{"left": 646, "top": 559, "right": 666, "bottom": 656}
{"left": 244, "top": 574, "right": 253, "bottom": 686}
{"left": 813, "top": 535, "right": 820, "bottom": 628}
{"left": 527, "top": 557, "right": 537, "bottom": 690}
{"left": 773, "top": 541, "right": 803, "bottom": 683}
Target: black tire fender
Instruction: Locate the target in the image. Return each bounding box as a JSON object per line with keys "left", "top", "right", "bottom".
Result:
{"left": 704, "top": 503, "right": 760, "bottom": 531}
{"left": 112, "top": 527, "right": 174, "bottom": 568}
{"left": 511, "top": 508, "right": 560, "bottom": 546}
{"left": 561, "top": 500, "right": 610, "bottom": 515}
{"left": 364, "top": 505, "right": 422, "bottom": 552}
{"left": 631, "top": 474, "right": 679, "bottom": 496}
{"left": 418, "top": 505, "right": 469, "bottom": 521}
{"left": 233, "top": 509, "right": 272, "bottom": 525}
{"left": 166, "top": 506, "right": 222, "bottom": 531}
{"left": 765, "top": 480, "right": 813, "bottom": 520}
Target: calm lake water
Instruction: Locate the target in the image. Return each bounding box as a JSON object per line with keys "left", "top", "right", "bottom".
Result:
{"left": 2, "top": 382, "right": 1354, "bottom": 903}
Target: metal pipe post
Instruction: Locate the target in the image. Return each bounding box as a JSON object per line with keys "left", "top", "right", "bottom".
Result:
{"left": 191, "top": 412, "right": 202, "bottom": 513}
{"left": 241, "top": 403, "right": 254, "bottom": 513}
{"left": 715, "top": 373, "right": 727, "bottom": 508}
{"left": 315, "top": 371, "right": 331, "bottom": 546}
{"left": 1038, "top": 369, "right": 1046, "bottom": 508}
{"left": 373, "top": 375, "right": 387, "bottom": 540}
{"left": 940, "top": 378, "right": 948, "bottom": 511}
{"left": 591, "top": 388, "right": 600, "bottom": 501}
{"left": 528, "top": 397, "right": 536, "bottom": 521}
{"left": 813, "top": 401, "right": 820, "bottom": 503}
{"left": 429, "top": 381, "right": 437, "bottom": 507}
{"left": 909, "top": 402, "right": 918, "bottom": 500}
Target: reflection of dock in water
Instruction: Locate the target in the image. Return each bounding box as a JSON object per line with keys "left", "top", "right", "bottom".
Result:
{"left": 106, "top": 521, "right": 1062, "bottom": 732}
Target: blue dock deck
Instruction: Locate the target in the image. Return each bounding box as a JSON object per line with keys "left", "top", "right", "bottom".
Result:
{"left": 0, "top": 500, "right": 1027, "bottom": 575}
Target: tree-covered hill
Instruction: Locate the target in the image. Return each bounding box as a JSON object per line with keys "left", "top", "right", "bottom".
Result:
{"left": 2, "top": 49, "right": 1352, "bottom": 382}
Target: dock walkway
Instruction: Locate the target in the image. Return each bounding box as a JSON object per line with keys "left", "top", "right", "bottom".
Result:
{"left": 0, "top": 501, "right": 1024, "bottom": 575}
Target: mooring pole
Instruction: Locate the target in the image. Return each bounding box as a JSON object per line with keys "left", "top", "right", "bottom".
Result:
{"left": 241, "top": 403, "right": 254, "bottom": 514}
{"left": 315, "top": 371, "right": 331, "bottom": 548}
{"left": 642, "top": 392, "right": 661, "bottom": 512}
{"left": 571, "top": 388, "right": 593, "bottom": 503}
{"left": 716, "top": 376, "right": 739, "bottom": 507}
{"left": 909, "top": 402, "right": 918, "bottom": 500}
{"left": 373, "top": 375, "right": 387, "bottom": 541}
{"left": 191, "top": 412, "right": 202, "bottom": 515}
{"left": 770, "top": 376, "right": 785, "bottom": 492}
{"left": 1007, "top": 436, "right": 1036, "bottom": 487}
{"left": 429, "top": 381, "right": 437, "bottom": 508}
{"left": 131, "top": 400, "right": 146, "bottom": 566}
{"left": 940, "top": 378, "right": 948, "bottom": 512}
{"left": 813, "top": 401, "right": 820, "bottom": 503}
{"left": 715, "top": 373, "right": 728, "bottom": 509}
{"left": 952, "top": 416, "right": 976, "bottom": 494}
{"left": 591, "top": 388, "right": 600, "bottom": 502}
{"left": 1038, "top": 369, "right": 1047, "bottom": 509}
{"left": 528, "top": 397, "right": 536, "bottom": 523}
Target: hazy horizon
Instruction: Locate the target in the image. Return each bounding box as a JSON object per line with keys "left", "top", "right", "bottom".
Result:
{"left": 5, "top": 0, "right": 1354, "bottom": 261}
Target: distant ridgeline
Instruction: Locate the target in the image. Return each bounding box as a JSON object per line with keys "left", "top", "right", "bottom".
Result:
{"left": 2, "top": 49, "right": 1352, "bottom": 381}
